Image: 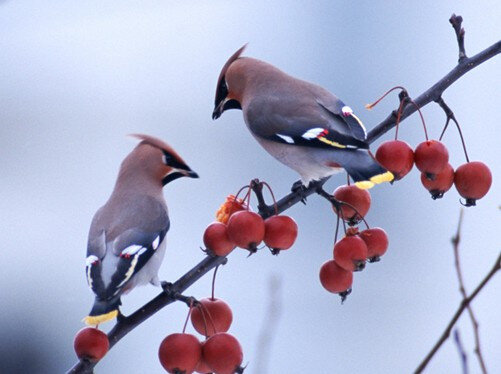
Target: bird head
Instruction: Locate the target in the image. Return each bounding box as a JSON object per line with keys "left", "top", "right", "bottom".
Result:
{"left": 126, "top": 134, "right": 199, "bottom": 186}
{"left": 212, "top": 44, "right": 248, "bottom": 120}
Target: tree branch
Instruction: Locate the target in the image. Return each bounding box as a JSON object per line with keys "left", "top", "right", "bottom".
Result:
{"left": 414, "top": 251, "right": 501, "bottom": 373}
{"left": 366, "top": 15, "right": 500, "bottom": 144}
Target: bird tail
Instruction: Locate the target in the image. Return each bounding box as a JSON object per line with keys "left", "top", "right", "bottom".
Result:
{"left": 342, "top": 150, "right": 394, "bottom": 189}
{"left": 84, "top": 296, "right": 121, "bottom": 325}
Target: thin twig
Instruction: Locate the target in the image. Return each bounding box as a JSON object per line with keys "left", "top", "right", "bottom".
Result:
{"left": 452, "top": 210, "right": 488, "bottom": 373}
{"left": 436, "top": 97, "right": 470, "bottom": 162}
{"left": 450, "top": 14, "right": 467, "bottom": 62}
{"left": 414, "top": 251, "right": 501, "bottom": 373}
{"left": 453, "top": 329, "right": 469, "bottom": 374}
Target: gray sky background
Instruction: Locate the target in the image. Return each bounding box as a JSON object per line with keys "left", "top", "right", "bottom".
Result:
{"left": 0, "top": 1, "right": 499, "bottom": 373}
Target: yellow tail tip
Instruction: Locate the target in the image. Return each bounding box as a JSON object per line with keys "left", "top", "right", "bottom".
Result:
{"left": 370, "top": 171, "right": 394, "bottom": 184}
{"left": 84, "top": 310, "right": 118, "bottom": 326}
{"left": 355, "top": 180, "right": 375, "bottom": 190}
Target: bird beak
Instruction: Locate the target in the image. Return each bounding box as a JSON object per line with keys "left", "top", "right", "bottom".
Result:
{"left": 183, "top": 169, "right": 199, "bottom": 178}
{"left": 212, "top": 100, "right": 225, "bottom": 120}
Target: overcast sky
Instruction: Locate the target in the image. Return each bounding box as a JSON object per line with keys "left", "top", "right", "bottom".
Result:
{"left": 0, "top": 1, "right": 499, "bottom": 373}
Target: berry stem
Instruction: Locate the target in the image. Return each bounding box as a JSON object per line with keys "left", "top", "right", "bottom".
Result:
{"left": 407, "top": 98, "right": 429, "bottom": 141}
{"left": 365, "top": 86, "right": 409, "bottom": 140}
{"left": 436, "top": 97, "right": 470, "bottom": 162}
{"left": 334, "top": 214, "right": 340, "bottom": 243}
{"left": 211, "top": 265, "right": 219, "bottom": 300}
{"left": 182, "top": 300, "right": 194, "bottom": 334}
{"left": 394, "top": 95, "right": 407, "bottom": 140}
{"left": 234, "top": 184, "right": 252, "bottom": 211}
{"left": 261, "top": 181, "right": 279, "bottom": 216}
{"left": 365, "top": 86, "right": 407, "bottom": 110}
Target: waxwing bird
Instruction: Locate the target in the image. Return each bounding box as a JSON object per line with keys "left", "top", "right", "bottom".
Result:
{"left": 212, "top": 45, "right": 393, "bottom": 189}
{"left": 84, "top": 134, "right": 198, "bottom": 325}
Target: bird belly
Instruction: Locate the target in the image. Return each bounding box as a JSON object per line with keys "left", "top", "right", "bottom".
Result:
{"left": 126, "top": 239, "right": 167, "bottom": 291}
{"left": 254, "top": 136, "right": 343, "bottom": 184}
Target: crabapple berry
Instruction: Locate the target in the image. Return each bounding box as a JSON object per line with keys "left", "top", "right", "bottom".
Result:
{"left": 74, "top": 327, "right": 109, "bottom": 361}
{"left": 332, "top": 185, "right": 371, "bottom": 226}
{"left": 263, "top": 215, "right": 298, "bottom": 254}
{"left": 227, "top": 210, "right": 265, "bottom": 252}
{"left": 454, "top": 161, "right": 492, "bottom": 206}
{"left": 375, "top": 140, "right": 415, "bottom": 180}
{"left": 360, "top": 228, "right": 389, "bottom": 262}
{"left": 202, "top": 333, "right": 243, "bottom": 374}
{"left": 333, "top": 233, "right": 368, "bottom": 272}
{"left": 203, "top": 222, "right": 236, "bottom": 256}
{"left": 195, "top": 356, "right": 212, "bottom": 374}
{"left": 158, "top": 333, "right": 202, "bottom": 374}
{"left": 191, "top": 298, "right": 233, "bottom": 337}
{"left": 420, "top": 163, "right": 454, "bottom": 199}
{"left": 319, "top": 260, "right": 353, "bottom": 300}
{"left": 414, "top": 140, "right": 449, "bottom": 180}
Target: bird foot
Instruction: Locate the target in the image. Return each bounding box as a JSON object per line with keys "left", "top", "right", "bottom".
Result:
{"left": 161, "top": 281, "right": 173, "bottom": 293}
{"left": 291, "top": 180, "right": 308, "bottom": 204}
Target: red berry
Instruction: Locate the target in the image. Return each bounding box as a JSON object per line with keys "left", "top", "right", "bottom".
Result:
{"left": 195, "top": 355, "right": 212, "bottom": 374}
{"left": 333, "top": 232, "right": 368, "bottom": 271}
{"left": 454, "top": 161, "right": 492, "bottom": 206}
{"left": 360, "top": 228, "right": 389, "bottom": 262}
{"left": 74, "top": 327, "right": 109, "bottom": 361}
{"left": 420, "top": 163, "right": 454, "bottom": 199}
{"left": 263, "top": 215, "right": 298, "bottom": 254}
{"left": 414, "top": 140, "right": 449, "bottom": 179}
{"left": 191, "top": 298, "right": 233, "bottom": 337}
{"left": 319, "top": 260, "right": 353, "bottom": 300}
{"left": 203, "top": 222, "right": 236, "bottom": 256}
{"left": 202, "top": 333, "right": 243, "bottom": 374}
{"left": 158, "top": 333, "right": 202, "bottom": 374}
{"left": 227, "top": 210, "right": 265, "bottom": 252}
{"left": 375, "top": 140, "right": 414, "bottom": 180}
{"left": 332, "top": 185, "right": 371, "bottom": 226}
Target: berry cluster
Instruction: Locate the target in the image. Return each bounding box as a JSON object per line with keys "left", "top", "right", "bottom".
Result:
{"left": 376, "top": 139, "right": 491, "bottom": 204}
{"left": 158, "top": 269, "right": 244, "bottom": 374}
{"left": 370, "top": 87, "right": 492, "bottom": 206}
{"left": 204, "top": 184, "right": 298, "bottom": 256}
{"left": 319, "top": 185, "right": 389, "bottom": 301}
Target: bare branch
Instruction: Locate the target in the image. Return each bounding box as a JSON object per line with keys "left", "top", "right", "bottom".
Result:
{"left": 414, "top": 251, "right": 501, "bottom": 373}
{"left": 452, "top": 210, "right": 488, "bottom": 373}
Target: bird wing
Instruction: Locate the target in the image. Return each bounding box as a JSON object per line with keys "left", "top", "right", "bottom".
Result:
{"left": 245, "top": 96, "right": 368, "bottom": 150}
{"left": 105, "top": 227, "right": 168, "bottom": 298}
{"left": 86, "top": 196, "right": 169, "bottom": 299}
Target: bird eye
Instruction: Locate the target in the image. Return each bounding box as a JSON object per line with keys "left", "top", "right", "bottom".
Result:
{"left": 162, "top": 153, "right": 171, "bottom": 165}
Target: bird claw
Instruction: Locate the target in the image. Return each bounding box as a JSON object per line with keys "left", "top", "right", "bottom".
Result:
{"left": 291, "top": 180, "right": 308, "bottom": 204}
{"left": 161, "top": 281, "right": 173, "bottom": 293}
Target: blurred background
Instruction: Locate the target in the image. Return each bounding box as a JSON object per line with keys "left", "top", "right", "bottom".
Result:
{"left": 0, "top": 1, "right": 499, "bottom": 373}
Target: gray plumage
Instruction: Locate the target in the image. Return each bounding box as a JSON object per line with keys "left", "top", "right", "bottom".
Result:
{"left": 84, "top": 134, "right": 198, "bottom": 325}
{"left": 213, "top": 45, "right": 393, "bottom": 188}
